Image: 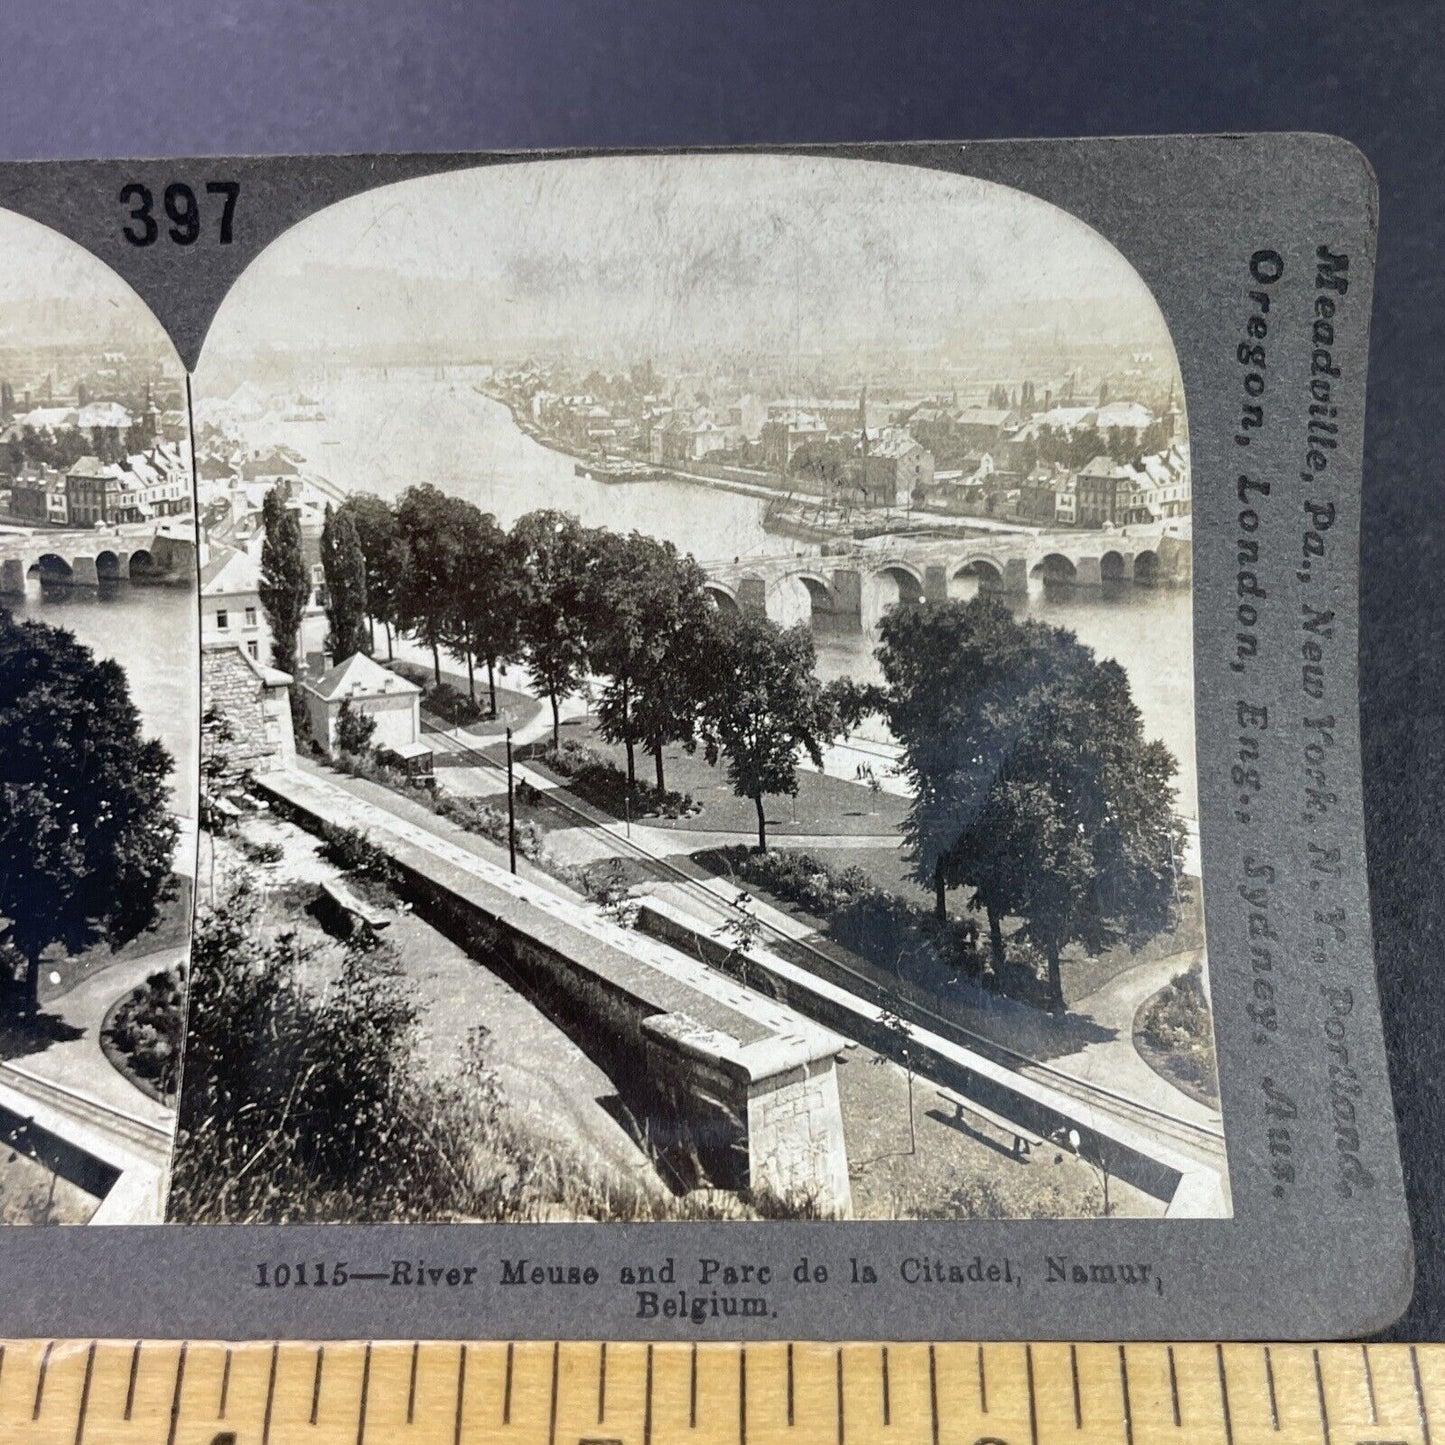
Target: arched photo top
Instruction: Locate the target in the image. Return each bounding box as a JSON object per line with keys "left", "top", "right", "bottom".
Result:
{"left": 194, "top": 153, "right": 1186, "bottom": 413}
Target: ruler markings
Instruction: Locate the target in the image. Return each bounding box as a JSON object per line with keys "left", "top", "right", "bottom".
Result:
{"left": 453, "top": 1344, "right": 467, "bottom": 1445}
{"left": 1266, "top": 1345, "right": 1280, "bottom": 1430}
{"left": 357, "top": 1341, "right": 372, "bottom": 1445}
{"left": 32, "top": 1339, "right": 53, "bottom": 1420}
{"left": 504, "top": 1339, "right": 513, "bottom": 1424}
{"left": 219, "top": 1345, "right": 232, "bottom": 1420}
{"left": 788, "top": 1342, "right": 795, "bottom": 1427}
{"left": 689, "top": 1341, "right": 697, "bottom": 1429}
{"left": 165, "top": 1342, "right": 187, "bottom": 1445}
{"left": 311, "top": 1344, "right": 325, "bottom": 1426}
{"left": 72, "top": 1340, "right": 95, "bottom": 1445}
{"left": 882, "top": 1344, "right": 891, "bottom": 1427}
{"left": 1118, "top": 1346, "right": 1133, "bottom": 1445}
{"left": 835, "top": 1348, "right": 845, "bottom": 1445}
{"left": 1414, "top": 1346, "right": 1433, "bottom": 1445}
{"left": 1027, "top": 1344, "right": 1040, "bottom": 1445}
{"left": 929, "top": 1345, "right": 939, "bottom": 1445}
{"left": 978, "top": 1343, "right": 988, "bottom": 1413}
{"left": 0, "top": 1343, "right": 5, "bottom": 1402}
{"left": 1362, "top": 1343, "right": 1379, "bottom": 1425}
{"left": 1070, "top": 1345, "right": 1082, "bottom": 1430}
{"left": 739, "top": 1345, "right": 747, "bottom": 1445}
{"left": 125, "top": 1340, "right": 141, "bottom": 1421}
{"left": 643, "top": 1342, "right": 654, "bottom": 1445}
{"left": 407, "top": 1340, "right": 419, "bottom": 1425}
{"left": 600, "top": 1340, "right": 609, "bottom": 1424}
{"left": 1313, "top": 1348, "right": 1331, "bottom": 1445}
{"left": 1216, "top": 1345, "right": 1235, "bottom": 1445}
{"left": 261, "top": 1341, "right": 278, "bottom": 1445}
{"left": 547, "top": 1341, "right": 559, "bottom": 1445}
{"left": 1167, "top": 1345, "right": 1181, "bottom": 1428}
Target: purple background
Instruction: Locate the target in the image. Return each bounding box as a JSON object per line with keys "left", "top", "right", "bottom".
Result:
{"left": 2, "top": 0, "right": 1441, "bottom": 1337}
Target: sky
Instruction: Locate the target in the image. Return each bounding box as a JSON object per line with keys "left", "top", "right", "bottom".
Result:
{"left": 199, "top": 154, "right": 1179, "bottom": 370}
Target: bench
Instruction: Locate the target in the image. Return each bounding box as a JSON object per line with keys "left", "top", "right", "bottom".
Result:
{"left": 938, "top": 1090, "right": 1045, "bottom": 1159}
{"left": 318, "top": 878, "right": 391, "bottom": 937}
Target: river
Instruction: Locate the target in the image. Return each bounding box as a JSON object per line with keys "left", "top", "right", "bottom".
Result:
{"left": 235, "top": 367, "right": 1198, "bottom": 820}
{"left": 3, "top": 579, "right": 198, "bottom": 834}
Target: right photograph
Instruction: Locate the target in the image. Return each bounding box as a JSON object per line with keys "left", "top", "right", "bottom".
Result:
{"left": 171, "top": 153, "right": 1224, "bottom": 1225}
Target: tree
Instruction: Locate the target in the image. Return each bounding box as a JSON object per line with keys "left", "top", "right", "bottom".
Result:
{"left": 336, "top": 699, "right": 377, "bottom": 757}
{"left": 510, "top": 510, "right": 596, "bottom": 749}
{"left": 449, "top": 505, "right": 520, "bottom": 713}
{"left": 876, "top": 595, "right": 1185, "bottom": 1012}
{"left": 320, "top": 504, "right": 369, "bottom": 664}
{"left": 259, "top": 483, "right": 309, "bottom": 679}
{"left": 0, "top": 614, "right": 177, "bottom": 1015}
{"left": 396, "top": 484, "right": 465, "bottom": 685}
{"left": 699, "top": 613, "right": 839, "bottom": 852}
{"left": 585, "top": 532, "right": 712, "bottom": 792}
{"left": 339, "top": 493, "right": 408, "bottom": 660}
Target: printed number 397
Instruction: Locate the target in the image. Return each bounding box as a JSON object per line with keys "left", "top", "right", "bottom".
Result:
{"left": 119, "top": 180, "right": 239, "bottom": 246}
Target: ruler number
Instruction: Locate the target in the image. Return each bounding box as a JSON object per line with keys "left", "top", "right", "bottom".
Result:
{"left": 118, "top": 180, "right": 240, "bottom": 247}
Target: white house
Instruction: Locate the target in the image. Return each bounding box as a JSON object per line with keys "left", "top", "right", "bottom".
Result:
{"left": 199, "top": 544, "right": 269, "bottom": 663}
{"left": 301, "top": 652, "right": 431, "bottom": 769}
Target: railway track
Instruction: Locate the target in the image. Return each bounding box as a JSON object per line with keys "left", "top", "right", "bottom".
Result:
{"left": 420, "top": 714, "right": 1224, "bottom": 1162}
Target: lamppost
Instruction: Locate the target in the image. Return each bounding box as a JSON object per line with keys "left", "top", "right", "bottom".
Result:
{"left": 505, "top": 725, "right": 517, "bottom": 875}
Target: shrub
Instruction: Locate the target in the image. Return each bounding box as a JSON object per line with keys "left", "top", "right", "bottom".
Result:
{"left": 101, "top": 966, "right": 186, "bottom": 1102}
{"left": 432, "top": 791, "right": 548, "bottom": 862}
{"left": 240, "top": 836, "right": 285, "bottom": 866}
{"left": 335, "top": 699, "right": 376, "bottom": 757}
{"left": 424, "top": 681, "right": 488, "bottom": 727}
{"left": 539, "top": 744, "right": 698, "bottom": 821}
{"left": 1135, "top": 963, "right": 1218, "bottom": 1097}
{"left": 317, "top": 821, "right": 396, "bottom": 885}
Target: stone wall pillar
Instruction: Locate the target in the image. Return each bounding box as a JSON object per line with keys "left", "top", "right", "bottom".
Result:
{"left": 924, "top": 564, "right": 949, "bottom": 604}
{"left": 70, "top": 555, "right": 99, "bottom": 587}
{"left": 828, "top": 568, "right": 862, "bottom": 629}
{"left": 736, "top": 575, "right": 767, "bottom": 617}
{"left": 0, "top": 559, "right": 26, "bottom": 595}
{"left": 746, "top": 1058, "right": 853, "bottom": 1219}
{"left": 1002, "top": 557, "right": 1032, "bottom": 595}
{"left": 1074, "top": 555, "right": 1103, "bottom": 587}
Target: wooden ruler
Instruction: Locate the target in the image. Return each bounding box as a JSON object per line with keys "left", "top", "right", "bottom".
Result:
{"left": 0, "top": 1340, "right": 1438, "bottom": 1445}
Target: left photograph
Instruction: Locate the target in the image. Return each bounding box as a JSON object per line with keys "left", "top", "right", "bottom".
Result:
{"left": 0, "top": 210, "right": 197, "bottom": 1224}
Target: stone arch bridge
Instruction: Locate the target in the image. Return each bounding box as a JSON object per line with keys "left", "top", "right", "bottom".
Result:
{"left": 703, "top": 528, "right": 1191, "bottom": 631}
{"left": 0, "top": 530, "right": 198, "bottom": 594}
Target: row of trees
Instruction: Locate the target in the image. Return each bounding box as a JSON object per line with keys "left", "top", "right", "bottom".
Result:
{"left": 258, "top": 485, "right": 841, "bottom": 843}
{"left": 258, "top": 483, "right": 1186, "bottom": 1012}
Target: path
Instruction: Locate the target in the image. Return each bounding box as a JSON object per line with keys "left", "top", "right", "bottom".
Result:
{"left": 5, "top": 948, "right": 178, "bottom": 1142}
{"left": 1053, "top": 950, "right": 1221, "bottom": 1134}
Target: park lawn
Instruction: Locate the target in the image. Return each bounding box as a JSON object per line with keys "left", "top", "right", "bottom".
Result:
{"left": 391, "top": 658, "right": 544, "bottom": 738}
{"left": 35, "top": 872, "right": 194, "bottom": 1006}
{"left": 689, "top": 844, "right": 1204, "bottom": 1012}
{"left": 835, "top": 1042, "right": 1161, "bottom": 1220}
{"left": 513, "top": 715, "right": 911, "bottom": 838}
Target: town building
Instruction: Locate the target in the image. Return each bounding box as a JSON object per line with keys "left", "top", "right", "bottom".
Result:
{"left": 199, "top": 544, "right": 269, "bottom": 663}
{"left": 301, "top": 652, "right": 432, "bottom": 772}
{"left": 7, "top": 465, "right": 68, "bottom": 525}
{"left": 64, "top": 444, "right": 190, "bottom": 526}
{"left": 200, "top": 643, "right": 296, "bottom": 779}
{"left": 856, "top": 430, "right": 933, "bottom": 508}
{"left": 760, "top": 410, "right": 829, "bottom": 468}
{"left": 1075, "top": 455, "right": 1149, "bottom": 528}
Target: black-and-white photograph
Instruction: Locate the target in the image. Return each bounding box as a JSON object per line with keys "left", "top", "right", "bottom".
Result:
{"left": 0, "top": 210, "right": 198, "bottom": 1225}
{"left": 171, "top": 154, "right": 1225, "bottom": 1225}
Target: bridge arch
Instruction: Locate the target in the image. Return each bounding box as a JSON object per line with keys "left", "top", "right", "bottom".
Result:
{"left": 1100, "top": 550, "right": 1129, "bottom": 583}
{"left": 770, "top": 570, "right": 842, "bottom": 630}
{"left": 127, "top": 548, "right": 161, "bottom": 581}
{"left": 864, "top": 562, "right": 925, "bottom": 630}
{"left": 1030, "top": 553, "right": 1077, "bottom": 588}
{"left": 949, "top": 557, "right": 1006, "bottom": 598}
{"left": 703, "top": 581, "right": 742, "bottom": 616}
{"left": 29, "top": 553, "right": 74, "bottom": 585}
{"left": 95, "top": 549, "right": 126, "bottom": 582}
{"left": 1133, "top": 549, "right": 1160, "bottom": 585}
